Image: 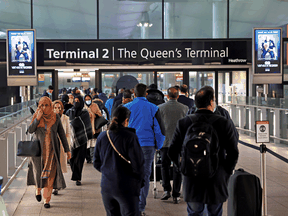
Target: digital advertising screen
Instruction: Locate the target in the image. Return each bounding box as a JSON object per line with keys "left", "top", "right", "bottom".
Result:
{"left": 7, "top": 29, "right": 36, "bottom": 77}
{"left": 253, "top": 28, "right": 281, "bottom": 74}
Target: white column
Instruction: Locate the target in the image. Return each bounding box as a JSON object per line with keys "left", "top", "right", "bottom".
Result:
{"left": 15, "top": 127, "right": 22, "bottom": 166}
{"left": 212, "top": 0, "right": 227, "bottom": 38}
{"left": 21, "top": 122, "right": 28, "bottom": 141}
{"left": 249, "top": 107, "right": 255, "bottom": 132}
{"left": 260, "top": 108, "right": 267, "bottom": 121}
{"left": 164, "top": 2, "right": 175, "bottom": 38}
{"left": 8, "top": 132, "right": 16, "bottom": 176}
{"left": 0, "top": 136, "right": 8, "bottom": 185}
{"left": 239, "top": 106, "right": 245, "bottom": 133}
{"left": 274, "top": 109, "right": 280, "bottom": 144}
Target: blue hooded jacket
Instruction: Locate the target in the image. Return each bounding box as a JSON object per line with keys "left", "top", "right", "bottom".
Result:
{"left": 124, "top": 97, "right": 165, "bottom": 149}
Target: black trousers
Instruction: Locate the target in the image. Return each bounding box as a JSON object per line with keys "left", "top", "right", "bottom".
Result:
{"left": 160, "top": 147, "right": 182, "bottom": 197}
{"left": 102, "top": 192, "right": 139, "bottom": 216}
{"left": 70, "top": 143, "right": 87, "bottom": 181}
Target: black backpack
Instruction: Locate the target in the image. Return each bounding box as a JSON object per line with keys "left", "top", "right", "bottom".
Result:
{"left": 181, "top": 114, "right": 220, "bottom": 178}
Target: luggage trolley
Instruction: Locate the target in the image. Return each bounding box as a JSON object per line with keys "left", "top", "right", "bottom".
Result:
{"left": 150, "top": 151, "right": 173, "bottom": 199}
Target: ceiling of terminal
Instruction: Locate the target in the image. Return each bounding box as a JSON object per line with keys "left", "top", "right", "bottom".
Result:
{"left": 0, "top": 0, "right": 288, "bottom": 39}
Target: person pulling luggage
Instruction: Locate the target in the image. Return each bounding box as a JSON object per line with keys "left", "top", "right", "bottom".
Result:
{"left": 168, "top": 86, "right": 239, "bottom": 216}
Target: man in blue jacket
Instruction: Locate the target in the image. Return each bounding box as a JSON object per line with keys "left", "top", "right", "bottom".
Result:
{"left": 124, "top": 83, "right": 165, "bottom": 216}
{"left": 105, "top": 93, "right": 115, "bottom": 117}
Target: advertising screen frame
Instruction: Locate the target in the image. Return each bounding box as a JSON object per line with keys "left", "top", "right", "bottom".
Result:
{"left": 6, "top": 29, "right": 37, "bottom": 78}
{"left": 253, "top": 27, "right": 282, "bottom": 76}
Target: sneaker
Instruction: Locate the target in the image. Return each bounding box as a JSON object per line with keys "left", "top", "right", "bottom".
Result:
{"left": 52, "top": 189, "right": 58, "bottom": 195}
{"left": 173, "top": 197, "right": 180, "bottom": 204}
{"left": 160, "top": 191, "right": 171, "bottom": 200}
{"left": 44, "top": 203, "right": 50, "bottom": 208}
{"left": 140, "top": 211, "right": 146, "bottom": 216}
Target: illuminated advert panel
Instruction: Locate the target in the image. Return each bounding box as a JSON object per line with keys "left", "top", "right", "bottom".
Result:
{"left": 253, "top": 28, "right": 282, "bottom": 74}
{"left": 7, "top": 29, "right": 36, "bottom": 77}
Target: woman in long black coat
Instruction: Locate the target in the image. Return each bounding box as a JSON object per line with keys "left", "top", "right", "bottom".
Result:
{"left": 94, "top": 106, "right": 145, "bottom": 216}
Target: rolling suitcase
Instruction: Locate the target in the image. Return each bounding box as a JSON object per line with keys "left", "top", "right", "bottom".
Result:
{"left": 228, "top": 168, "right": 262, "bottom": 216}
{"left": 150, "top": 151, "right": 173, "bottom": 199}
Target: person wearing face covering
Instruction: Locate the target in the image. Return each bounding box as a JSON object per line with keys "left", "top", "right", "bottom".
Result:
{"left": 66, "top": 95, "right": 92, "bottom": 186}
{"left": 27, "top": 97, "right": 71, "bottom": 208}
{"left": 52, "top": 100, "right": 72, "bottom": 195}
{"left": 61, "top": 94, "right": 73, "bottom": 115}
{"left": 84, "top": 94, "right": 98, "bottom": 163}
{"left": 85, "top": 101, "right": 103, "bottom": 163}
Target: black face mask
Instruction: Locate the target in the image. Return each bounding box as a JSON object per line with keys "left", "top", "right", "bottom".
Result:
{"left": 74, "top": 102, "right": 81, "bottom": 109}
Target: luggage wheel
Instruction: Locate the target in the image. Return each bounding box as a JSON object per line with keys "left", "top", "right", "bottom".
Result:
{"left": 153, "top": 187, "right": 158, "bottom": 199}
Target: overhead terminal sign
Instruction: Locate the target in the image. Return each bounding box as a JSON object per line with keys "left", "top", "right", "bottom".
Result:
{"left": 41, "top": 41, "right": 251, "bottom": 65}
{"left": 255, "top": 121, "right": 270, "bottom": 143}
{"left": 253, "top": 28, "right": 282, "bottom": 74}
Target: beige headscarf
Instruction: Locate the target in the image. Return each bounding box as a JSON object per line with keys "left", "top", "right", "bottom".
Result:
{"left": 88, "top": 103, "right": 102, "bottom": 134}
{"left": 31, "top": 97, "right": 56, "bottom": 179}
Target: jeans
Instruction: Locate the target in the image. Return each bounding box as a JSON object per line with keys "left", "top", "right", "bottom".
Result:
{"left": 102, "top": 192, "right": 139, "bottom": 216}
{"left": 139, "top": 146, "right": 155, "bottom": 212}
{"left": 160, "top": 147, "right": 182, "bottom": 197}
{"left": 187, "top": 202, "right": 223, "bottom": 216}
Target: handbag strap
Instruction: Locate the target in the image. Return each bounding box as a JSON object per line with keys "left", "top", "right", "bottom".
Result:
{"left": 106, "top": 130, "right": 131, "bottom": 164}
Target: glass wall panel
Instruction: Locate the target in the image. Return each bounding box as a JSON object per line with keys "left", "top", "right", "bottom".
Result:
{"left": 0, "top": 0, "right": 31, "bottom": 38}
{"left": 58, "top": 71, "right": 95, "bottom": 92}
{"left": 189, "top": 71, "right": 215, "bottom": 100}
{"left": 123, "top": 72, "right": 154, "bottom": 86}
{"left": 99, "top": 0, "right": 162, "bottom": 39}
{"left": 36, "top": 71, "right": 52, "bottom": 96}
{"left": 157, "top": 72, "right": 183, "bottom": 95}
{"left": 230, "top": 0, "right": 288, "bottom": 38}
{"left": 33, "top": 0, "right": 97, "bottom": 39}
{"left": 232, "top": 71, "right": 246, "bottom": 96}
{"left": 102, "top": 72, "right": 121, "bottom": 95}
{"left": 218, "top": 72, "right": 230, "bottom": 104}
{"left": 164, "top": 0, "right": 227, "bottom": 39}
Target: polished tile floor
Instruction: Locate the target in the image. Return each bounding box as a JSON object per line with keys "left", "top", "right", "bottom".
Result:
{"left": 2, "top": 133, "right": 288, "bottom": 216}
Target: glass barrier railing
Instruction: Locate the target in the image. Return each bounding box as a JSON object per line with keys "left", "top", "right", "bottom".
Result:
{"left": 0, "top": 97, "right": 40, "bottom": 118}
{"left": 224, "top": 96, "right": 288, "bottom": 109}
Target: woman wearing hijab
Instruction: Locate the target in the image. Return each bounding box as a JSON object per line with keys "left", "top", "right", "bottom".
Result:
{"left": 52, "top": 100, "right": 72, "bottom": 195}
{"left": 94, "top": 106, "right": 145, "bottom": 215}
{"left": 66, "top": 95, "right": 92, "bottom": 186}
{"left": 84, "top": 94, "right": 102, "bottom": 163}
{"left": 62, "top": 94, "right": 73, "bottom": 115}
{"left": 27, "top": 97, "right": 71, "bottom": 208}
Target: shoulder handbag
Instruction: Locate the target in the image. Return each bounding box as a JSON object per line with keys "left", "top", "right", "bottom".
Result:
{"left": 95, "top": 115, "right": 108, "bottom": 130}
{"left": 106, "top": 130, "right": 131, "bottom": 164}
{"left": 17, "top": 133, "right": 41, "bottom": 157}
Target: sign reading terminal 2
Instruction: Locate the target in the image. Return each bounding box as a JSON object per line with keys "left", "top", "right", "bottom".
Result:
{"left": 42, "top": 41, "right": 250, "bottom": 65}
{"left": 46, "top": 47, "right": 229, "bottom": 60}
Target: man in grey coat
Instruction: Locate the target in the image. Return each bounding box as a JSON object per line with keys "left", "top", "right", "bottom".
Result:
{"left": 158, "top": 87, "right": 188, "bottom": 204}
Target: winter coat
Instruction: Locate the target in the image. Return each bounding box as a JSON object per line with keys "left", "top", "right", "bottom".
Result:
{"left": 94, "top": 126, "right": 145, "bottom": 196}
{"left": 123, "top": 97, "right": 165, "bottom": 149}
{"left": 158, "top": 100, "right": 188, "bottom": 148}
{"left": 168, "top": 109, "right": 239, "bottom": 204}
{"left": 177, "top": 95, "right": 194, "bottom": 109}
{"left": 98, "top": 93, "right": 108, "bottom": 105}
{"left": 105, "top": 99, "right": 114, "bottom": 117}
{"left": 146, "top": 89, "right": 165, "bottom": 106}
{"left": 59, "top": 114, "right": 72, "bottom": 173}
{"left": 27, "top": 114, "right": 70, "bottom": 189}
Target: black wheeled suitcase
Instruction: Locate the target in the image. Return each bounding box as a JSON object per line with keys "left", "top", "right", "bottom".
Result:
{"left": 228, "top": 168, "right": 262, "bottom": 216}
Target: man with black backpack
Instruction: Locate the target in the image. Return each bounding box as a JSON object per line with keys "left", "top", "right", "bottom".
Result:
{"left": 168, "top": 86, "right": 239, "bottom": 216}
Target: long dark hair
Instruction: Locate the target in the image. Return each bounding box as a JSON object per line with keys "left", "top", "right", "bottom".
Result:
{"left": 109, "top": 106, "right": 131, "bottom": 132}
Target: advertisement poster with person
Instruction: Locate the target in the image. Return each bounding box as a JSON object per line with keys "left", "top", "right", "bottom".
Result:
{"left": 7, "top": 30, "right": 36, "bottom": 76}
{"left": 254, "top": 28, "right": 281, "bottom": 74}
